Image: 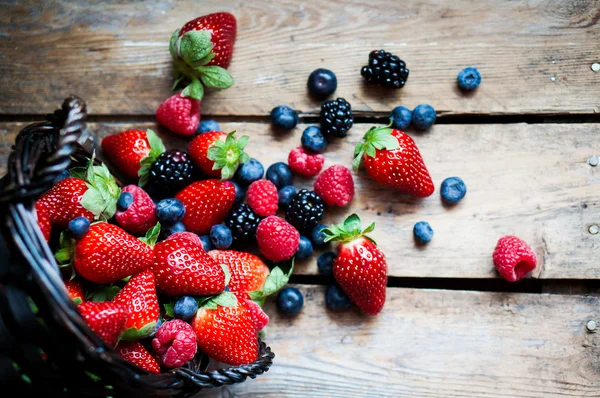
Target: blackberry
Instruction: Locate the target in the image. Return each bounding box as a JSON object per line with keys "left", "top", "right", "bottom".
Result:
{"left": 361, "top": 50, "right": 409, "bottom": 89}
{"left": 320, "top": 98, "right": 353, "bottom": 138}
{"left": 285, "top": 189, "right": 324, "bottom": 232}
{"left": 224, "top": 203, "right": 261, "bottom": 245}
{"left": 147, "top": 150, "right": 197, "bottom": 198}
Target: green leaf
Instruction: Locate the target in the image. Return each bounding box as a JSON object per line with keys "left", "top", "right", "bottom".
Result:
{"left": 81, "top": 189, "right": 105, "bottom": 217}
{"left": 192, "top": 51, "right": 216, "bottom": 67}
{"left": 181, "top": 77, "right": 204, "bottom": 101}
{"left": 146, "top": 129, "right": 165, "bottom": 155}
{"left": 365, "top": 145, "right": 376, "bottom": 158}
{"left": 179, "top": 30, "right": 213, "bottom": 65}
{"left": 343, "top": 214, "right": 362, "bottom": 236}
{"left": 139, "top": 222, "right": 161, "bottom": 247}
{"left": 352, "top": 150, "right": 364, "bottom": 172}
{"left": 69, "top": 167, "right": 86, "bottom": 179}
{"left": 363, "top": 221, "right": 376, "bottom": 235}
{"left": 237, "top": 135, "right": 249, "bottom": 150}
{"left": 220, "top": 164, "right": 236, "bottom": 180}
{"left": 87, "top": 285, "right": 121, "bottom": 302}
{"left": 120, "top": 321, "right": 157, "bottom": 341}
{"left": 250, "top": 260, "right": 295, "bottom": 300}
{"left": 163, "top": 303, "right": 175, "bottom": 318}
{"left": 169, "top": 29, "right": 180, "bottom": 59}
{"left": 239, "top": 153, "right": 250, "bottom": 164}
{"left": 202, "top": 291, "right": 237, "bottom": 310}
{"left": 206, "top": 145, "right": 223, "bottom": 161}
{"left": 248, "top": 290, "right": 264, "bottom": 301}
{"left": 197, "top": 66, "right": 234, "bottom": 90}
{"left": 221, "top": 264, "right": 231, "bottom": 287}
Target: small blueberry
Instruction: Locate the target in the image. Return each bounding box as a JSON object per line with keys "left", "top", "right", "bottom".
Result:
{"left": 278, "top": 186, "right": 297, "bottom": 210}
{"left": 196, "top": 120, "right": 221, "bottom": 135}
{"left": 68, "top": 217, "right": 90, "bottom": 240}
{"left": 325, "top": 284, "right": 352, "bottom": 311}
{"left": 301, "top": 126, "right": 327, "bottom": 153}
{"left": 173, "top": 296, "right": 199, "bottom": 321}
{"left": 317, "top": 251, "right": 336, "bottom": 277}
{"left": 295, "top": 236, "right": 313, "bottom": 260}
{"left": 234, "top": 158, "right": 264, "bottom": 187}
{"left": 230, "top": 180, "right": 246, "bottom": 205}
{"left": 310, "top": 223, "right": 328, "bottom": 247}
{"left": 457, "top": 67, "right": 481, "bottom": 91}
{"left": 159, "top": 221, "right": 186, "bottom": 240}
{"left": 53, "top": 170, "right": 70, "bottom": 185}
{"left": 210, "top": 224, "right": 233, "bottom": 249}
{"left": 266, "top": 162, "right": 294, "bottom": 189}
{"left": 440, "top": 176, "right": 467, "bottom": 204}
{"left": 412, "top": 104, "right": 436, "bottom": 130}
{"left": 155, "top": 198, "right": 186, "bottom": 226}
{"left": 413, "top": 221, "right": 434, "bottom": 244}
{"left": 117, "top": 192, "right": 134, "bottom": 212}
{"left": 270, "top": 105, "right": 298, "bottom": 130}
{"left": 307, "top": 68, "right": 337, "bottom": 98}
{"left": 390, "top": 106, "right": 412, "bottom": 130}
{"left": 276, "top": 287, "right": 304, "bottom": 316}
{"left": 199, "top": 235, "right": 213, "bottom": 252}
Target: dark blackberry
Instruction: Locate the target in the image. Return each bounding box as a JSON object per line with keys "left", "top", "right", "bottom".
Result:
{"left": 361, "top": 50, "right": 409, "bottom": 89}
{"left": 320, "top": 98, "right": 353, "bottom": 138}
{"left": 224, "top": 203, "right": 261, "bottom": 245}
{"left": 147, "top": 150, "right": 197, "bottom": 197}
{"left": 285, "top": 189, "right": 324, "bottom": 233}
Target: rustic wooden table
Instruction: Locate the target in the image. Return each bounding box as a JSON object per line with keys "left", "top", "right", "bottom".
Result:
{"left": 1, "top": 1, "right": 600, "bottom": 396}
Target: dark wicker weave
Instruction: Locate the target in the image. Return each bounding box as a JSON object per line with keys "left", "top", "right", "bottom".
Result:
{"left": 0, "top": 96, "right": 274, "bottom": 397}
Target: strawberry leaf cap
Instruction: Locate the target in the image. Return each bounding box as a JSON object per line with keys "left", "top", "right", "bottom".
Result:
{"left": 352, "top": 126, "right": 400, "bottom": 171}
{"left": 54, "top": 231, "right": 75, "bottom": 267}
{"left": 81, "top": 157, "right": 121, "bottom": 221}
{"left": 138, "top": 222, "right": 161, "bottom": 247}
{"left": 121, "top": 321, "right": 157, "bottom": 341}
{"left": 138, "top": 129, "right": 166, "bottom": 187}
{"left": 248, "top": 259, "right": 295, "bottom": 306}
{"left": 322, "top": 213, "right": 376, "bottom": 244}
{"left": 86, "top": 285, "right": 122, "bottom": 302}
{"left": 206, "top": 131, "right": 250, "bottom": 180}
{"left": 201, "top": 291, "right": 238, "bottom": 310}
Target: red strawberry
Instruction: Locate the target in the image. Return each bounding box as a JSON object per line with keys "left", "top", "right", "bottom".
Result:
{"left": 189, "top": 131, "right": 249, "bottom": 179}
{"left": 116, "top": 341, "right": 161, "bottom": 374}
{"left": 101, "top": 129, "right": 166, "bottom": 180}
{"left": 113, "top": 270, "right": 159, "bottom": 340}
{"left": 492, "top": 236, "right": 537, "bottom": 282}
{"left": 36, "top": 205, "right": 53, "bottom": 241}
{"left": 64, "top": 279, "right": 85, "bottom": 304}
{"left": 353, "top": 127, "right": 434, "bottom": 197}
{"left": 288, "top": 147, "right": 324, "bottom": 177}
{"left": 175, "top": 179, "right": 235, "bottom": 234}
{"left": 208, "top": 250, "right": 270, "bottom": 294}
{"left": 156, "top": 92, "right": 201, "bottom": 136}
{"left": 152, "top": 236, "right": 226, "bottom": 296}
{"left": 73, "top": 222, "right": 154, "bottom": 284}
{"left": 256, "top": 216, "right": 299, "bottom": 262}
{"left": 166, "top": 231, "right": 203, "bottom": 247}
{"left": 324, "top": 214, "right": 387, "bottom": 315}
{"left": 239, "top": 295, "right": 269, "bottom": 332}
{"left": 314, "top": 165, "right": 355, "bottom": 207}
{"left": 78, "top": 301, "right": 128, "bottom": 347}
{"left": 246, "top": 180, "right": 278, "bottom": 217}
{"left": 115, "top": 185, "right": 158, "bottom": 234}
{"left": 179, "top": 13, "right": 237, "bottom": 69}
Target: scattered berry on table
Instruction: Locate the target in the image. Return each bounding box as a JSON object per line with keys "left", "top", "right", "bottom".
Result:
{"left": 230, "top": 180, "right": 246, "bottom": 205}
{"left": 78, "top": 301, "right": 128, "bottom": 347}
{"left": 440, "top": 177, "right": 467, "bottom": 205}
{"left": 156, "top": 92, "right": 201, "bottom": 136}
{"left": 160, "top": 221, "right": 186, "bottom": 240}
{"left": 325, "top": 283, "right": 353, "bottom": 311}
{"left": 301, "top": 126, "right": 327, "bottom": 153}
{"left": 166, "top": 231, "right": 202, "bottom": 247}
{"left": 196, "top": 119, "right": 221, "bottom": 135}
{"left": 287, "top": 147, "right": 325, "bottom": 177}
{"left": 147, "top": 150, "right": 198, "bottom": 198}
{"left": 361, "top": 50, "right": 409, "bottom": 89}
{"left": 115, "top": 185, "right": 158, "bottom": 234}
{"left": 314, "top": 165, "right": 354, "bottom": 207}
{"left": 189, "top": 131, "right": 249, "bottom": 179}
{"left": 413, "top": 221, "right": 434, "bottom": 244}
{"left": 209, "top": 250, "right": 270, "bottom": 294}
{"left": 390, "top": 106, "right": 412, "bottom": 130}
{"left": 117, "top": 192, "right": 134, "bottom": 211}
{"left": 101, "top": 129, "right": 154, "bottom": 180}
{"left": 320, "top": 97, "right": 353, "bottom": 138}
{"left": 247, "top": 180, "right": 278, "bottom": 217}
{"left": 266, "top": 162, "right": 294, "bottom": 189}
{"left": 210, "top": 224, "right": 233, "bottom": 249}
{"left": 307, "top": 68, "right": 337, "bottom": 98}
{"left": 224, "top": 203, "right": 261, "bottom": 246}
{"left": 278, "top": 186, "right": 297, "bottom": 210}
{"left": 295, "top": 236, "right": 314, "bottom": 260}
{"left": 152, "top": 319, "right": 197, "bottom": 368}
{"left": 285, "top": 189, "right": 325, "bottom": 233}
{"left": 234, "top": 158, "right": 264, "bottom": 187}
{"left": 317, "top": 251, "right": 336, "bottom": 277}
{"left": 174, "top": 296, "right": 199, "bottom": 321}
{"left": 68, "top": 216, "right": 90, "bottom": 240}
{"left": 53, "top": 170, "right": 70, "bottom": 185}
{"left": 310, "top": 223, "right": 328, "bottom": 247}
{"left": 116, "top": 341, "right": 160, "bottom": 374}
{"left": 276, "top": 287, "right": 304, "bottom": 316}
{"left": 199, "top": 235, "right": 213, "bottom": 251}
{"left": 457, "top": 67, "right": 481, "bottom": 91}
{"left": 155, "top": 198, "right": 186, "bottom": 226}
{"left": 492, "top": 236, "right": 537, "bottom": 282}
{"left": 412, "top": 104, "right": 436, "bottom": 130}
{"left": 270, "top": 105, "right": 299, "bottom": 130}
{"left": 256, "top": 216, "right": 300, "bottom": 262}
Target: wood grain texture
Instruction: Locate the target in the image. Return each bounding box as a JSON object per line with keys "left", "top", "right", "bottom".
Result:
{"left": 200, "top": 285, "right": 600, "bottom": 398}
{"left": 1, "top": 0, "right": 599, "bottom": 116}
{"left": 1, "top": 121, "right": 598, "bottom": 279}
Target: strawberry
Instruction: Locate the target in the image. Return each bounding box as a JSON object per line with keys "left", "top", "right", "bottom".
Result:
{"left": 179, "top": 13, "right": 237, "bottom": 68}
{"left": 353, "top": 127, "right": 434, "bottom": 197}
{"left": 101, "top": 129, "right": 164, "bottom": 180}
{"left": 78, "top": 301, "right": 128, "bottom": 347}
{"left": 208, "top": 250, "right": 269, "bottom": 294}
{"left": 189, "top": 131, "right": 249, "bottom": 179}
{"left": 152, "top": 236, "right": 226, "bottom": 296}
{"left": 64, "top": 279, "right": 85, "bottom": 304}
{"left": 314, "top": 165, "right": 355, "bottom": 207}
{"left": 175, "top": 179, "right": 236, "bottom": 234}
{"left": 113, "top": 270, "right": 159, "bottom": 340}
{"left": 156, "top": 92, "right": 201, "bottom": 136}
{"left": 73, "top": 222, "right": 154, "bottom": 284}
{"left": 492, "top": 236, "right": 537, "bottom": 282}
{"left": 323, "top": 214, "right": 387, "bottom": 315}
{"left": 116, "top": 341, "right": 160, "bottom": 374}
{"left": 114, "top": 185, "right": 158, "bottom": 234}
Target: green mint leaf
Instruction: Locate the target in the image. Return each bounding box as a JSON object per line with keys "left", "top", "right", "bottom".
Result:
{"left": 139, "top": 222, "right": 161, "bottom": 247}
{"left": 221, "top": 264, "right": 231, "bottom": 287}
{"left": 163, "top": 303, "right": 175, "bottom": 318}
{"left": 181, "top": 77, "right": 204, "bottom": 101}
{"left": 169, "top": 29, "right": 180, "bottom": 59}
{"left": 248, "top": 290, "right": 265, "bottom": 301}
{"left": 202, "top": 291, "right": 238, "bottom": 309}
{"left": 262, "top": 261, "right": 294, "bottom": 297}
{"left": 179, "top": 30, "right": 213, "bottom": 65}
{"left": 203, "top": 301, "right": 218, "bottom": 310}
{"left": 69, "top": 167, "right": 86, "bottom": 179}
{"left": 146, "top": 129, "right": 165, "bottom": 155}
{"left": 197, "top": 66, "right": 234, "bottom": 90}
{"left": 196, "top": 296, "right": 213, "bottom": 307}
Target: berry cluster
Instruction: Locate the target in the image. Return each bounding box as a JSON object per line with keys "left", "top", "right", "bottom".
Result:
{"left": 361, "top": 50, "right": 409, "bottom": 89}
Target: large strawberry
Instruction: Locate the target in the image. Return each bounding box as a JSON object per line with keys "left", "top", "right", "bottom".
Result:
{"left": 116, "top": 341, "right": 160, "bottom": 374}
{"left": 323, "top": 214, "right": 387, "bottom": 315}
{"left": 353, "top": 126, "right": 434, "bottom": 197}
{"left": 101, "top": 129, "right": 164, "bottom": 180}
{"left": 78, "top": 301, "right": 128, "bottom": 347}
{"left": 113, "top": 270, "right": 159, "bottom": 340}
{"left": 189, "top": 131, "right": 249, "bottom": 179}
{"left": 208, "top": 250, "right": 269, "bottom": 294}
{"left": 73, "top": 222, "right": 154, "bottom": 284}
{"left": 175, "top": 179, "right": 235, "bottom": 234}
{"left": 169, "top": 12, "right": 236, "bottom": 101}
{"left": 152, "top": 236, "right": 226, "bottom": 296}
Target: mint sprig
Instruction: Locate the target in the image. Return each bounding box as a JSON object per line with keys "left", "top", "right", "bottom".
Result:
{"left": 248, "top": 260, "right": 294, "bottom": 306}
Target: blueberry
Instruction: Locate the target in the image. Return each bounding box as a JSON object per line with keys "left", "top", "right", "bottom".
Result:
{"left": 53, "top": 170, "right": 70, "bottom": 185}
{"left": 440, "top": 176, "right": 467, "bottom": 204}
{"left": 413, "top": 221, "right": 434, "bottom": 244}
{"left": 307, "top": 68, "right": 337, "bottom": 98}
{"left": 196, "top": 120, "right": 221, "bottom": 135}
{"left": 117, "top": 192, "right": 134, "bottom": 212}
{"left": 317, "top": 251, "right": 336, "bottom": 277}
{"left": 266, "top": 162, "right": 293, "bottom": 189}
{"left": 210, "top": 224, "right": 232, "bottom": 249}
{"left": 270, "top": 105, "right": 298, "bottom": 130}
{"left": 412, "top": 104, "right": 436, "bottom": 130}
{"left": 159, "top": 221, "right": 186, "bottom": 240}
{"left": 68, "top": 217, "right": 90, "bottom": 240}
{"left": 295, "top": 236, "right": 313, "bottom": 260}
{"left": 173, "top": 296, "right": 199, "bottom": 321}
{"left": 457, "top": 67, "right": 481, "bottom": 91}
{"left": 310, "top": 223, "right": 328, "bottom": 247}
{"left": 230, "top": 180, "right": 246, "bottom": 205}
{"left": 390, "top": 106, "right": 412, "bottom": 130}
{"left": 150, "top": 317, "right": 163, "bottom": 338}
{"left": 234, "top": 158, "right": 264, "bottom": 187}
{"left": 278, "top": 186, "right": 297, "bottom": 210}
{"left": 301, "top": 126, "right": 327, "bottom": 153}
{"left": 199, "top": 235, "right": 213, "bottom": 251}
{"left": 276, "top": 287, "right": 304, "bottom": 315}
{"left": 325, "top": 284, "right": 352, "bottom": 311}
{"left": 155, "top": 198, "right": 186, "bottom": 226}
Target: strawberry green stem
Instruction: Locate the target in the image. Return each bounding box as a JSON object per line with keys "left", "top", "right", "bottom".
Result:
{"left": 207, "top": 131, "right": 250, "bottom": 180}
{"left": 352, "top": 126, "right": 400, "bottom": 171}
{"left": 322, "top": 213, "right": 376, "bottom": 244}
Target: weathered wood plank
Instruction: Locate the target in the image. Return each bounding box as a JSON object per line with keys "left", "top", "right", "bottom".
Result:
{"left": 1, "top": 0, "right": 599, "bottom": 116}
{"left": 200, "top": 285, "right": 600, "bottom": 398}
{"left": 0, "top": 121, "right": 598, "bottom": 279}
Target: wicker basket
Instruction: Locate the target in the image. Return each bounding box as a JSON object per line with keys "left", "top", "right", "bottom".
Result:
{"left": 0, "top": 96, "right": 274, "bottom": 397}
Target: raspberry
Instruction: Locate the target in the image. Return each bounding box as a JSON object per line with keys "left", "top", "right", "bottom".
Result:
{"left": 151, "top": 319, "right": 197, "bottom": 368}
{"left": 239, "top": 295, "right": 269, "bottom": 332}
{"left": 314, "top": 165, "right": 354, "bottom": 207}
{"left": 115, "top": 185, "right": 158, "bottom": 234}
{"left": 166, "top": 232, "right": 203, "bottom": 247}
{"left": 256, "top": 216, "right": 300, "bottom": 262}
{"left": 492, "top": 236, "right": 537, "bottom": 282}
{"left": 288, "top": 147, "right": 324, "bottom": 177}
{"left": 156, "top": 92, "right": 201, "bottom": 136}
{"left": 246, "top": 180, "right": 278, "bottom": 217}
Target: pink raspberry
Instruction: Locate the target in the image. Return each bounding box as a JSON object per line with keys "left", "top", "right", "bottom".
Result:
{"left": 151, "top": 319, "right": 197, "bottom": 368}
{"left": 492, "top": 236, "right": 537, "bottom": 282}
{"left": 156, "top": 92, "right": 201, "bottom": 136}
{"left": 247, "top": 180, "right": 278, "bottom": 217}
{"left": 314, "top": 165, "right": 354, "bottom": 207}
{"left": 242, "top": 296, "right": 269, "bottom": 332}
{"left": 166, "top": 232, "right": 203, "bottom": 247}
{"left": 115, "top": 185, "right": 158, "bottom": 234}
{"left": 256, "top": 216, "right": 300, "bottom": 261}
{"left": 288, "top": 147, "right": 324, "bottom": 177}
